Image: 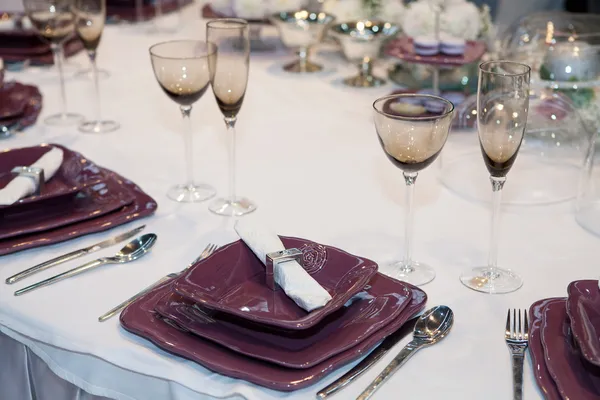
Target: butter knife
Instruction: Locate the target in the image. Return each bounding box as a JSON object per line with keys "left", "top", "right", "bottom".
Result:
{"left": 316, "top": 316, "right": 419, "bottom": 399}
{"left": 5, "top": 225, "right": 146, "bottom": 284}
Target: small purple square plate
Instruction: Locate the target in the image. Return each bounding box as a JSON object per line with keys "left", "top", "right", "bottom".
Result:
{"left": 120, "top": 277, "right": 427, "bottom": 391}
{"left": 0, "top": 83, "right": 27, "bottom": 119}
{"left": 528, "top": 298, "right": 562, "bottom": 400}
{"left": 173, "top": 237, "right": 379, "bottom": 330}
{"left": 155, "top": 273, "right": 412, "bottom": 368}
{"left": 567, "top": 280, "right": 600, "bottom": 366}
{"left": 541, "top": 297, "right": 600, "bottom": 399}
{"left": 0, "top": 144, "right": 103, "bottom": 209}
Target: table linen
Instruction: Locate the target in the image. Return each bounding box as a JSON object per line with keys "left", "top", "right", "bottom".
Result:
{"left": 0, "top": 3, "right": 598, "bottom": 399}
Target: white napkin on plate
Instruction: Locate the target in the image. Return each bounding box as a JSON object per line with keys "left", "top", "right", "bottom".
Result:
{"left": 234, "top": 220, "right": 332, "bottom": 312}
{"left": 0, "top": 147, "right": 64, "bottom": 206}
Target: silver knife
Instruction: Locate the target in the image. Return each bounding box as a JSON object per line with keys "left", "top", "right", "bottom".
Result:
{"left": 316, "top": 316, "right": 419, "bottom": 399}
{"left": 5, "top": 225, "right": 146, "bottom": 284}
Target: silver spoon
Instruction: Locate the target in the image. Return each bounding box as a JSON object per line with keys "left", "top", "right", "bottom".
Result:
{"left": 356, "top": 305, "right": 454, "bottom": 400}
{"left": 14, "top": 233, "right": 157, "bottom": 296}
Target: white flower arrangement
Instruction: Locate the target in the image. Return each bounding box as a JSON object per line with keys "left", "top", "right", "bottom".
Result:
{"left": 321, "top": 0, "right": 405, "bottom": 22}
{"left": 401, "top": 0, "right": 493, "bottom": 41}
{"left": 208, "top": 0, "right": 305, "bottom": 20}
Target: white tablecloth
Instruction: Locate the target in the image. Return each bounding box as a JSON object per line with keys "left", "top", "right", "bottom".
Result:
{"left": 1, "top": 3, "right": 597, "bottom": 400}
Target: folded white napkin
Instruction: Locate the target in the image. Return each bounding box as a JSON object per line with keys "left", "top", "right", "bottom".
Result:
{"left": 234, "top": 220, "right": 332, "bottom": 312}
{"left": 0, "top": 147, "right": 64, "bottom": 206}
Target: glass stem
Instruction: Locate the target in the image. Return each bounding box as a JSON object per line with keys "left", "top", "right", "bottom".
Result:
{"left": 51, "top": 43, "right": 68, "bottom": 117}
{"left": 225, "top": 117, "right": 237, "bottom": 203}
{"left": 298, "top": 47, "right": 309, "bottom": 66}
{"left": 89, "top": 51, "right": 102, "bottom": 123}
{"left": 180, "top": 105, "right": 194, "bottom": 189}
{"left": 402, "top": 172, "right": 418, "bottom": 271}
{"left": 488, "top": 176, "right": 506, "bottom": 273}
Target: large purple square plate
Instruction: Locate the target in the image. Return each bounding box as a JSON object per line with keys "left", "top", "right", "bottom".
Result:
{"left": 120, "top": 277, "right": 426, "bottom": 391}
{"left": 528, "top": 298, "right": 562, "bottom": 400}
{"left": 541, "top": 298, "right": 600, "bottom": 399}
{"left": 155, "top": 273, "right": 411, "bottom": 368}
{"left": 567, "top": 280, "right": 600, "bottom": 366}
{"left": 0, "top": 144, "right": 104, "bottom": 209}
{"left": 173, "top": 238, "right": 379, "bottom": 330}
{"left": 0, "top": 153, "right": 157, "bottom": 255}
{"left": 385, "top": 37, "right": 486, "bottom": 67}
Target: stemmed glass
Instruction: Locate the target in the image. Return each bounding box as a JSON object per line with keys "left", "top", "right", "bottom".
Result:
{"left": 459, "top": 60, "right": 531, "bottom": 294}
{"left": 373, "top": 94, "right": 454, "bottom": 286}
{"left": 23, "top": 0, "right": 83, "bottom": 126}
{"left": 73, "top": 0, "right": 119, "bottom": 133}
{"left": 206, "top": 19, "right": 256, "bottom": 217}
{"left": 149, "top": 40, "right": 217, "bottom": 202}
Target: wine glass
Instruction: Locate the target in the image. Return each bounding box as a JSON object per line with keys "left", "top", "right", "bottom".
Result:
{"left": 73, "top": 0, "right": 119, "bottom": 133}
{"left": 23, "top": 0, "right": 83, "bottom": 126}
{"left": 149, "top": 40, "right": 217, "bottom": 202}
{"left": 459, "top": 60, "right": 531, "bottom": 294}
{"left": 373, "top": 93, "right": 455, "bottom": 286}
{"left": 206, "top": 19, "right": 256, "bottom": 217}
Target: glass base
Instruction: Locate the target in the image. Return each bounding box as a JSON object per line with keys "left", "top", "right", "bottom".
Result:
{"left": 209, "top": 197, "right": 257, "bottom": 217}
{"left": 79, "top": 120, "right": 120, "bottom": 134}
{"left": 382, "top": 260, "right": 435, "bottom": 286}
{"left": 283, "top": 59, "right": 322, "bottom": 73}
{"left": 74, "top": 68, "right": 110, "bottom": 80}
{"left": 167, "top": 184, "right": 216, "bottom": 203}
{"left": 460, "top": 267, "right": 523, "bottom": 294}
{"left": 343, "top": 74, "right": 385, "bottom": 88}
{"left": 44, "top": 112, "right": 84, "bottom": 126}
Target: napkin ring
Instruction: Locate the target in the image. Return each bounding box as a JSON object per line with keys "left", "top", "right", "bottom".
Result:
{"left": 11, "top": 166, "right": 45, "bottom": 196}
{"left": 266, "top": 248, "right": 303, "bottom": 291}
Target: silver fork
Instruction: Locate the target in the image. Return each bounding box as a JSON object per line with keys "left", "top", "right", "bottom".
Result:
{"left": 505, "top": 309, "right": 529, "bottom": 400}
{"left": 98, "top": 244, "right": 219, "bottom": 322}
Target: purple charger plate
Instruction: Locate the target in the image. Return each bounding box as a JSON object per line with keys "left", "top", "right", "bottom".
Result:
{"left": 0, "top": 38, "right": 83, "bottom": 65}
{"left": 155, "top": 273, "right": 412, "bottom": 369}
{"left": 120, "top": 276, "right": 427, "bottom": 391}
{"left": 173, "top": 238, "right": 379, "bottom": 330}
{"left": 528, "top": 298, "right": 562, "bottom": 400}
{"left": 0, "top": 83, "right": 27, "bottom": 119}
{"left": 106, "top": 0, "right": 193, "bottom": 22}
{"left": 0, "top": 144, "right": 104, "bottom": 210}
{"left": 0, "top": 172, "right": 135, "bottom": 240}
{"left": 567, "top": 280, "right": 600, "bottom": 366}
{"left": 385, "top": 37, "right": 486, "bottom": 67}
{"left": 0, "top": 149, "right": 157, "bottom": 256}
{"left": 541, "top": 298, "right": 600, "bottom": 399}
{"left": 0, "top": 81, "right": 42, "bottom": 130}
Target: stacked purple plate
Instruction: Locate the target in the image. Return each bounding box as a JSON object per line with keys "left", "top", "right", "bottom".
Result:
{"left": 106, "top": 0, "right": 193, "bottom": 23}
{"left": 0, "top": 81, "right": 42, "bottom": 133}
{"left": 120, "top": 238, "right": 428, "bottom": 391}
{"left": 530, "top": 280, "right": 600, "bottom": 399}
{"left": 0, "top": 143, "right": 157, "bottom": 255}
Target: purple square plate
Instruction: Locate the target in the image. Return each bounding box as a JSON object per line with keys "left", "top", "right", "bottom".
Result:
{"left": 541, "top": 298, "right": 600, "bottom": 399}
{"left": 385, "top": 37, "right": 486, "bottom": 67}
{"left": 173, "top": 238, "right": 379, "bottom": 330}
{"left": 0, "top": 162, "right": 157, "bottom": 255}
{"left": 528, "top": 298, "right": 562, "bottom": 400}
{"left": 120, "top": 277, "right": 426, "bottom": 391}
{"left": 0, "top": 172, "right": 135, "bottom": 240}
{"left": 0, "top": 81, "right": 42, "bottom": 131}
{"left": 0, "top": 83, "right": 27, "bottom": 119}
{"left": 155, "top": 273, "right": 411, "bottom": 368}
{"left": 567, "top": 280, "right": 600, "bottom": 366}
{"left": 0, "top": 144, "right": 104, "bottom": 209}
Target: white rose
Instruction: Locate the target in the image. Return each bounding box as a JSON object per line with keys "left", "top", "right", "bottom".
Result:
{"left": 322, "top": 0, "right": 368, "bottom": 21}
{"left": 379, "top": 0, "right": 405, "bottom": 22}
{"left": 209, "top": 0, "right": 234, "bottom": 16}
{"left": 267, "top": 0, "right": 305, "bottom": 12}
{"left": 442, "top": 1, "right": 481, "bottom": 40}
{"left": 232, "top": 0, "right": 270, "bottom": 19}
{"left": 402, "top": 1, "right": 436, "bottom": 37}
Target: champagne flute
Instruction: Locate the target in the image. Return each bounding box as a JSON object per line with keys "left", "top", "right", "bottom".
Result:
{"left": 373, "top": 94, "right": 454, "bottom": 286}
{"left": 23, "top": 0, "right": 83, "bottom": 126}
{"left": 150, "top": 40, "right": 217, "bottom": 202}
{"left": 207, "top": 19, "right": 256, "bottom": 217}
{"left": 460, "top": 60, "right": 531, "bottom": 294}
{"left": 73, "top": 0, "right": 119, "bottom": 133}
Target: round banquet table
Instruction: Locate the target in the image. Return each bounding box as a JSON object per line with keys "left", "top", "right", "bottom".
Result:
{"left": 0, "top": 3, "right": 597, "bottom": 400}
